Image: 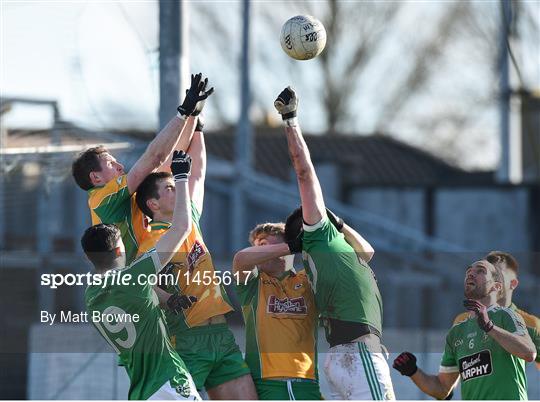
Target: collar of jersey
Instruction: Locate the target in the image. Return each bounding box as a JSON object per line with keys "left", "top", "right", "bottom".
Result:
{"left": 150, "top": 220, "right": 171, "bottom": 230}
{"left": 486, "top": 304, "right": 499, "bottom": 312}
{"left": 280, "top": 267, "right": 297, "bottom": 280}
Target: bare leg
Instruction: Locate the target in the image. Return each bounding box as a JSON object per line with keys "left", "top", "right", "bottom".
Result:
{"left": 206, "top": 374, "right": 258, "bottom": 400}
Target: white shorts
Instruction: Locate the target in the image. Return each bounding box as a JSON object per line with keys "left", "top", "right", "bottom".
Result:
{"left": 324, "top": 340, "right": 395, "bottom": 400}
{"left": 148, "top": 376, "right": 201, "bottom": 400}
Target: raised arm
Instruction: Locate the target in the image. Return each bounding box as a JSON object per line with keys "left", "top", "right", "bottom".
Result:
{"left": 186, "top": 126, "right": 206, "bottom": 213}
{"left": 326, "top": 209, "right": 375, "bottom": 262}
{"left": 232, "top": 243, "right": 290, "bottom": 282}
{"left": 127, "top": 73, "right": 213, "bottom": 193}
{"left": 154, "top": 151, "right": 193, "bottom": 268}
{"left": 155, "top": 116, "right": 197, "bottom": 173}
{"left": 274, "top": 87, "right": 325, "bottom": 225}
{"left": 464, "top": 300, "right": 537, "bottom": 362}
{"left": 489, "top": 325, "right": 537, "bottom": 362}
{"left": 156, "top": 78, "right": 212, "bottom": 175}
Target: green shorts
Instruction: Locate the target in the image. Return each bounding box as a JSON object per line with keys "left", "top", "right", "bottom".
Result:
{"left": 254, "top": 378, "right": 323, "bottom": 400}
{"left": 173, "top": 323, "right": 251, "bottom": 391}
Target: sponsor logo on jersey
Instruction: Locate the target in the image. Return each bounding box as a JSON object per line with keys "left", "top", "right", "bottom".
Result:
{"left": 459, "top": 350, "right": 492, "bottom": 382}
{"left": 116, "top": 176, "right": 123, "bottom": 185}
{"left": 267, "top": 295, "right": 307, "bottom": 315}
{"left": 175, "top": 382, "right": 191, "bottom": 398}
{"left": 187, "top": 240, "right": 206, "bottom": 272}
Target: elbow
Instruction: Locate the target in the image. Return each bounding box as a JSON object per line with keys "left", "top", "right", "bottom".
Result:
{"left": 436, "top": 390, "right": 453, "bottom": 401}
{"left": 232, "top": 252, "right": 245, "bottom": 273}
{"left": 364, "top": 250, "right": 375, "bottom": 262}
{"left": 524, "top": 350, "right": 537, "bottom": 363}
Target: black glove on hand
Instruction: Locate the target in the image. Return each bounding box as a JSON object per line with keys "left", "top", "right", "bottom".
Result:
{"left": 274, "top": 86, "right": 298, "bottom": 121}
{"left": 464, "top": 299, "right": 494, "bottom": 332}
{"left": 170, "top": 150, "right": 192, "bottom": 182}
{"left": 192, "top": 77, "right": 213, "bottom": 116}
{"left": 157, "top": 262, "right": 178, "bottom": 291}
{"left": 177, "top": 73, "right": 214, "bottom": 117}
{"left": 166, "top": 294, "right": 198, "bottom": 315}
{"left": 286, "top": 233, "right": 303, "bottom": 254}
{"left": 393, "top": 352, "right": 418, "bottom": 376}
{"left": 326, "top": 208, "right": 344, "bottom": 232}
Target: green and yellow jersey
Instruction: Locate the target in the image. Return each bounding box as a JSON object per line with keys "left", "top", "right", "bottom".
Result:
{"left": 236, "top": 268, "right": 318, "bottom": 380}
{"left": 85, "top": 250, "right": 193, "bottom": 400}
{"left": 88, "top": 174, "right": 149, "bottom": 264}
{"left": 454, "top": 303, "right": 540, "bottom": 369}
{"left": 442, "top": 305, "right": 529, "bottom": 400}
{"left": 137, "top": 202, "right": 233, "bottom": 333}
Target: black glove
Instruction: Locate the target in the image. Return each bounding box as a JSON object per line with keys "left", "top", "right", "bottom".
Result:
{"left": 326, "top": 208, "right": 344, "bottom": 232}
{"left": 177, "top": 73, "right": 214, "bottom": 117}
{"left": 166, "top": 294, "right": 198, "bottom": 315}
{"left": 192, "top": 78, "right": 213, "bottom": 116}
{"left": 274, "top": 86, "right": 298, "bottom": 121}
{"left": 393, "top": 352, "right": 418, "bottom": 376}
{"left": 285, "top": 207, "right": 303, "bottom": 253}
{"left": 157, "top": 262, "right": 178, "bottom": 292}
{"left": 170, "top": 150, "right": 192, "bottom": 182}
{"left": 195, "top": 115, "right": 204, "bottom": 132}
{"left": 463, "top": 299, "right": 494, "bottom": 332}
{"left": 286, "top": 232, "right": 303, "bottom": 254}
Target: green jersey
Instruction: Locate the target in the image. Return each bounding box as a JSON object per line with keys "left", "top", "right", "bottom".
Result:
{"left": 440, "top": 305, "right": 529, "bottom": 400}
{"left": 85, "top": 250, "right": 192, "bottom": 400}
{"left": 301, "top": 216, "right": 383, "bottom": 333}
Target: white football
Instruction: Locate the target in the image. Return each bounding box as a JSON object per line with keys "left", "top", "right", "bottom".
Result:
{"left": 280, "top": 15, "right": 327, "bottom": 61}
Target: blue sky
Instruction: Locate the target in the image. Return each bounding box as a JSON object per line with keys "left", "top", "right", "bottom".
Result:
{"left": 2, "top": 1, "right": 539, "bottom": 169}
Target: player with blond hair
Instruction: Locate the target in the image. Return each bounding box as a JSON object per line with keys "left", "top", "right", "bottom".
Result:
{"left": 233, "top": 222, "right": 322, "bottom": 400}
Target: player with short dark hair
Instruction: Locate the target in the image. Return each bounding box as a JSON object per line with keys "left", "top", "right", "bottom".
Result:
{"left": 273, "top": 86, "right": 394, "bottom": 400}
{"left": 135, "top": 128, "right": 257, "bottom": 400}
{"left": 394, "top": 260, "right": 536, "bottom": 400}
{"left": 83, "top": 152, "right": 201, "bottom": 400}
{"left": 73, "top": 73, "right": 213, "bottom": 264}
{"left": 453, "top": 251, "right": 540, "bottom": 370}
{"left": 233, "top": 222, "right": 323, "bottom": 400}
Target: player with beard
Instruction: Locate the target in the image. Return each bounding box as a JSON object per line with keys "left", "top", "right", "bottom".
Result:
{"left": 453, "top": 251, "right": 540, "bottom": 370}
{"left": 393, "top": 260, "right": 536, "bottom": 400}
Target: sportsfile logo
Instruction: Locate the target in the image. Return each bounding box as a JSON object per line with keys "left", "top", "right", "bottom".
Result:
{"left": 459, "top": 350, "right": 492, "bottom": 382}
{"left": 267, "top": 295, "right": 307, "bottom": 315}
